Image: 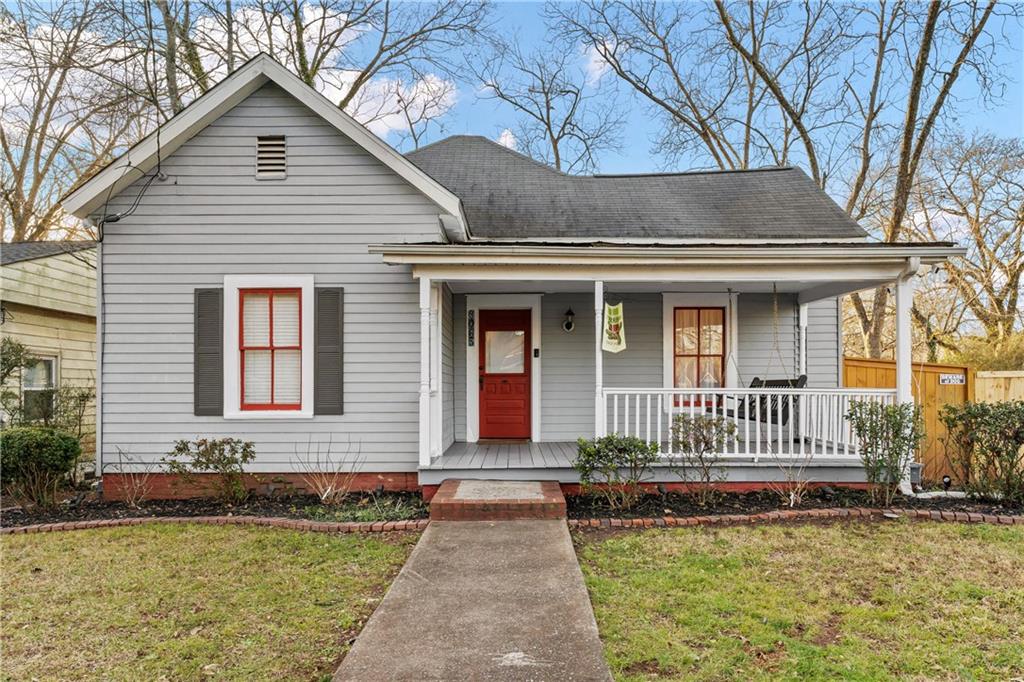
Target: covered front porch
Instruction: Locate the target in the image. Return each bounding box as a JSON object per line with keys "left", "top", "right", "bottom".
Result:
{"left": 372, "top": 242, "right": 960, "bottom": 483}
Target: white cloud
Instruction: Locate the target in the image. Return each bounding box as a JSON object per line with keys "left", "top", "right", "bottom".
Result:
{"left": 583, "top": 41, "right": 613, "bottom": 86}
{"left": 496, "top": 128, "right": 517, "bottom": 150}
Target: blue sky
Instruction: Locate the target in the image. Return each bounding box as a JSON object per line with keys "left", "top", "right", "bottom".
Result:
{"left": 430, "top": 1, "right": 1024, "bottom": 175}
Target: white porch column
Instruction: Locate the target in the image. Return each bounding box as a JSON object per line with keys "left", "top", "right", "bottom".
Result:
{"left": 418, "top": 275, "right": 432, "bottom": 467}
{"left": 895, "top": 259, "right": 918, "bottom": 493}
{"left": 594, "top": 280, "right": 605, "bottom": 437}
{"left": 429, "top": 283, "right": 442, "bottom": 460}
{"left": 894, "top": 266, "right": 917, "bottom": 405}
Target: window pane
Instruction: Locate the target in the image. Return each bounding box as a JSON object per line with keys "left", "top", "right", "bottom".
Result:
{"left": 701, "top": 309, "right": 724, "bottom": 355}
{"left": 674, "top": 309, "right": 698, "bottom": 354}
{"left": 23, "top": 359, "right": 54, "bottom": 389}
{"left": 243, "top": 350, "right": 271, "bottom": 404}
{"left": 484, "top": 331, "right": 525, "bottom": 373}
{"left": 674, "top": 357, "right": 697, "bottom": 389}
{"left": 699, "top": 357, "right": 723, "bottom": 388}
{"left": 272, "top": 292, "right": 300, "bottom": 346}
{"left": 273, "top": 350, "right": 301, "bottom": 403}
{"left": 23, "top": 390, "right": 54, "bottom": 422}
{"left": 242, "top": 293, "right": 270, "bottom": 346}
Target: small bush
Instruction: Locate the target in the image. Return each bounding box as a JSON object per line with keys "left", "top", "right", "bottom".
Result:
{"left": 668, "top": 414, "right": 736, "bottom": 507}
{"left": 847, "top": 401, "right": 924, "bottom": 506}
{"left": 163, "top": 438, "right": 256, "bottom": 504}
{"left": 940, "top": 401, "right": 1024, "bottom": 505}
{"left": 0, "top": 427, "right": 80, "bottom": 507}
{"left": 574, "top": 434, "right": 660, "bottom": 510}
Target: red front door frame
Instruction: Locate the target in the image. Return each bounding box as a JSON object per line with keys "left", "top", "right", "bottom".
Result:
{"left": 478, "top": 309, "right": 532, "bottom": 439}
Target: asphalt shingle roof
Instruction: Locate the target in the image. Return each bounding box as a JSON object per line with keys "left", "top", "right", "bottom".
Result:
{"left": 1, "top": 241, "right": 96, "bottom": 266}
{"left": 405, "top": 136, "right": 868, "bottom": 241}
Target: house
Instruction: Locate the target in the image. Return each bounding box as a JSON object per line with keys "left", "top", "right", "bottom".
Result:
{"left": 60, "top": 55, "right": 962, "bottom": 499}
{"left": 0, "top": 240, "right": 97, "bottom": 460}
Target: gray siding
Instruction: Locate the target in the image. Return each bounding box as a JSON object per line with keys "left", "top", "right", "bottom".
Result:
{"left": 540, "top": 294, "right": 595, "bottom": 441}
{"left": 737, "top": 293, "right": 798, "bottom": 384}
{"left": 441, "top": 284, "right": 455, "bottom": 449}
{"left": 98, "top": 83, "right": 442, "bottom": 472}
{"left": 805, "top": 297, "right": 841, "bottom": 388}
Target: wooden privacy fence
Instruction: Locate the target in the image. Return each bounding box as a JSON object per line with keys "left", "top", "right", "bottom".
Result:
{"left": 975, "top": 371, "right": 1024, "bottom": 402}
{"left": 843, "top": 357, "right": 974, "bottom": 483}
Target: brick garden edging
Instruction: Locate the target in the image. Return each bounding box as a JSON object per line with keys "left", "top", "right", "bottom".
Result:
{"left": 567, "top": 507, "right": 1024, "bottom": 529}
{"left": 0, "top": 515, "right": 430, "bottom": 535}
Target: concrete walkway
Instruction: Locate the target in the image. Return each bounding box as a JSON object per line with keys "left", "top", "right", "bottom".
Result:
{"left": 334, "top": 520, "right": 612, "bottom": 681}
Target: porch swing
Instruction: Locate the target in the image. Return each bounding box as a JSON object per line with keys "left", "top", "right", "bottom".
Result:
{"left": 709, "top": 285, "right": 807, "bottom": 427}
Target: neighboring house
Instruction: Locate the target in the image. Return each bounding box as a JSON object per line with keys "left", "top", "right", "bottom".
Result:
{"left": 61, "top": 55, "right": 962, "bottom": 498}
{"left": 0, "top": 240, "right": 97, "bottom": 459}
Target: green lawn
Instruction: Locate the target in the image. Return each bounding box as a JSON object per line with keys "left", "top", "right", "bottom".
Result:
{"left": 2, "top": 525, "right": 416, "bottom": 681}
{"left": 578, "top": 521, "right": 1024, "bottom": 681}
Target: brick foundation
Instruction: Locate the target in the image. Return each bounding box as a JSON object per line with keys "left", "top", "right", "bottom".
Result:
{"left": 557, "top": 481, "right": 871, "bottom": 496}
{"left": 102, "top": 472, "right": 420, "bottom": 501}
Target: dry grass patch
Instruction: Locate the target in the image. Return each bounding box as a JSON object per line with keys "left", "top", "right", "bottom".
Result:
{"left": 578, "top": 521, "right": 1024, "bottom": 681}
{"left": 2, "top": 524, "right": 416, "bottom": 681}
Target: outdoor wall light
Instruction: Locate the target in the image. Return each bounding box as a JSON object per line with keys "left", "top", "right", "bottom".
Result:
{"left": 562, "top": 308, "right": 575, "bottom": 333}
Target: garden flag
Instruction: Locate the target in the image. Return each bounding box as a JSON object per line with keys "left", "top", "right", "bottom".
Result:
{"left": 602, "top": 302, "right": 626, "bottom": 353}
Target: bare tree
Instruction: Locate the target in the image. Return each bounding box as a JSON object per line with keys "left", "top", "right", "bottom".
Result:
{"left": 0, "top": 0, "right": 150, "bottom": 242}
{"left": 911, "top": 134, "right": 1024, "bottom": 343}
{"left": 473, "top": 38, "right": 622, "bottom": 173}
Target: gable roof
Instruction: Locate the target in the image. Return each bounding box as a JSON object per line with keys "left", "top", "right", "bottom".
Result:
{"left": 406, "top": 136, "right": 868, "bottom": 242}
{"left": 61, "top": 54, "right": 464, "bottom": 225}
{"left": 1, "top": 240, "right": 96, "bottom": 266}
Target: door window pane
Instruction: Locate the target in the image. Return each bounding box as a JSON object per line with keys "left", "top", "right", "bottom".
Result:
{"left": 485, "top": 330, "right": 525, "bottom": 373}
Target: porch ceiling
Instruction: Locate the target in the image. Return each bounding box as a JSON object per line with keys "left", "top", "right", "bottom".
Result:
{"left": 443, "top": 279, "right": 876, "bottom": 296}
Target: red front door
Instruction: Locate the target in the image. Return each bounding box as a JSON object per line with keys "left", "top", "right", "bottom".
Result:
{"left": 479, "top": 309, "right": 531, "bottom": 439}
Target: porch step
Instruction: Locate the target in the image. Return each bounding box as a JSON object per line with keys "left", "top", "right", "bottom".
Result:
{"left": 429, "top": 479, "right": 566, "bottom": 521}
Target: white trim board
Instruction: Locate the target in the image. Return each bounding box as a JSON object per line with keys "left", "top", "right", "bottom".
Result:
{"left": 223, "top": 274, "right": 315, "bottom": 420}
{"left": 464, "top": 294, "right": 542, "bottom": 443}
{"left": 662, "top": 293, "right": 740, "bottom": 392}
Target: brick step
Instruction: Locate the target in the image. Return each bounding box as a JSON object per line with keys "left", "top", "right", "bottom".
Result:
{"left": 429, "top": 480, "right": 566, "bottom": 521}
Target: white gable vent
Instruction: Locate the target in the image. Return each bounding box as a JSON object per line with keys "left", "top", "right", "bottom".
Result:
{"left": 256, "top": 135, "right": 286, "bottom": 179}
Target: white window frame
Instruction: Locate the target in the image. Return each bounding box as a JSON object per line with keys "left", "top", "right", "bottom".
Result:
{"left": 21, "top": 353, "right": 59, "bottom": 421}
{"left": 662, "top": 293, "right": 739, "bottom": 391}
{"left": 223, "top": 275, "right": 314, "bottom": 419}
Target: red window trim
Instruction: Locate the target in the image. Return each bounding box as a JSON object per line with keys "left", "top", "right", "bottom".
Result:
{"left": 673, "top": 307, "right": 726, "bottom": 406}
{"left": 239, "top": 288, "right": 302, "bottom": 411}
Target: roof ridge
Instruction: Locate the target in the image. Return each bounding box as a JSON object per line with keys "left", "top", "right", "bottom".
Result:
{"left": 593, "top": 166, "right": 794, "bottom": 178}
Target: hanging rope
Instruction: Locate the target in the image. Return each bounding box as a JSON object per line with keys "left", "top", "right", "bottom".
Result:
{"left": 765, "top": 282, "right": 790, "bottom": 380}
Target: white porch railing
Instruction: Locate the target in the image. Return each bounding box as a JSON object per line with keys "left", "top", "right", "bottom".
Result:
{"left": 602, "top": 388, "right": 897, "bottom": 461}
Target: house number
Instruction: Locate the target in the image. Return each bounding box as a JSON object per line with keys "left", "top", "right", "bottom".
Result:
{"left": 939, "top": 373, "right": 965, "bottom": 385}
{"left": 467, "top": 310, "right": 475, "bottom": 346}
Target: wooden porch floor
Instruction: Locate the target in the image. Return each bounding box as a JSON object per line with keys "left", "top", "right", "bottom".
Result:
{"left": 426, "top": 439, "right": 863, "bottom": 471}
{"left": 428, "top": 441, "right": 577, "bottom": 470}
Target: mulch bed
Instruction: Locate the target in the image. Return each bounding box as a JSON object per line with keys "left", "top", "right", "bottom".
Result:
{"left": 565, "top": 487, "right": 1024, "bottom": 520}
{"left": 0, "top": 491, "right": 428, "bottom": 529}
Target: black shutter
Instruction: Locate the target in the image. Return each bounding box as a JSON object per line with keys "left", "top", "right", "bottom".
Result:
{"left": 194, "top": 288, "right": 223, "bottom": 416}
{"left": 314, "top": 287, "right": 344, "bottom": 415}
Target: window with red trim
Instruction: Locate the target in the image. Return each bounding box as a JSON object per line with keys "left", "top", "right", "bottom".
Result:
{"left": 239, "top": 288, "right": 301, "bottom": 410}
{"left": 673, "top": 307, "right": 725, "bottom": 392}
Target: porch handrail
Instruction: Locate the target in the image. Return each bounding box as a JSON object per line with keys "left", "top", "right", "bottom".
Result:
{"left": 601, "top": 387, "right": 896, "bottom": 462}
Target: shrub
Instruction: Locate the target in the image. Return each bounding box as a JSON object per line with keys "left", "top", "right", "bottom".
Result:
{"left": 163, "top": 438, "right": 256, "bottom": 504}
{"left": 574, "top": 434, "right": 660, "bottom": 510}
{"left": 0, "top": 427, "right": 80, "bottom": 507}
{"left": 291, "top": 436, "right": 364, "bottom": 506}
{"left": 668, "top": 414, "right": 736, "bottom": 507}
{"left": 846, "top": 401, "right": 924, "bottom": 506}
{"left": 940, "top": 401, "right": 1024, "bottom": 505}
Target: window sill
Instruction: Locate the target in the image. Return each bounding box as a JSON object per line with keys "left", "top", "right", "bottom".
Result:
{"left": 223, "top": 409, "right": 314, "bottom": 420}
